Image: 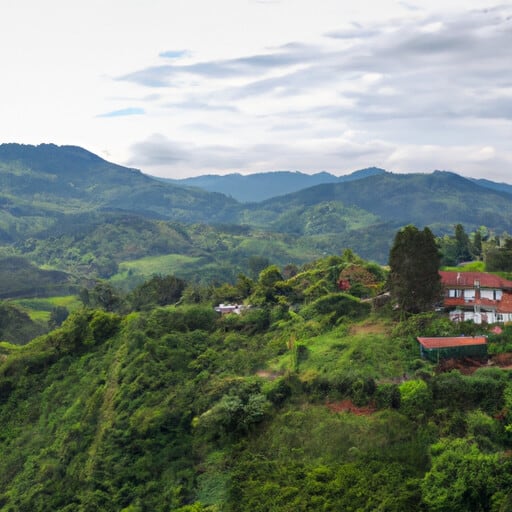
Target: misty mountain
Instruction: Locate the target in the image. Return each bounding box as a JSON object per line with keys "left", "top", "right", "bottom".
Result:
{"left": 162, "top": 167, "right": 387, "bottom": 202}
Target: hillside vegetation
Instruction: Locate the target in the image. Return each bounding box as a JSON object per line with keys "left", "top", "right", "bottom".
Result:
{"left": 1, "top": 252, "right": 512, "bottom": 511}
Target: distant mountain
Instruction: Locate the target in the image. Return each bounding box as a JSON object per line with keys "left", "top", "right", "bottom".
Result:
{"left": 161, "top": 167, "right": 386, "bottom": 202}
{"left": 469, "top": 177, "right": 512, "bottom": 196}
{"left": 0, "top": 143, "right": 238, "bottom": 240}
{"left": 1, "top": 143, "right": 512, "bottom": 271}
{"left": 239, "top": 169, "right": 512, "bottom": 239}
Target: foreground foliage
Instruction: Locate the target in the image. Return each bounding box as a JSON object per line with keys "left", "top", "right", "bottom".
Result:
{"left": 1, "top": 254, "right": 512, "bottom": 511}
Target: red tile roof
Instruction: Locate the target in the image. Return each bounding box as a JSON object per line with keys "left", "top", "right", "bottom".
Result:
{"left": 498, "top": 292, "right": 512, "bottom": 313}
{"left": 417, "top": 336, "right": 487, "bottom": 349}
{"left": 440, "top": 271, "right": 512, "bottom": 289}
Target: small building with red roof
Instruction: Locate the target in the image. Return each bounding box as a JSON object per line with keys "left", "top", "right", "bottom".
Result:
{"left": 440, "top": 271, "right": 512, "bottom": 324}
{"left": 417, "top": 336, "right": 487, "bottom": 362}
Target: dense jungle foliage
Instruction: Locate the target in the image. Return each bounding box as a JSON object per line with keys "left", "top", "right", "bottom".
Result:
{"left": 2, "top": 250, "right": 512, "bottom": 511}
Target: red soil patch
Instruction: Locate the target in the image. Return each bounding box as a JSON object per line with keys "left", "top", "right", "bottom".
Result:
{"left": 437, "top": 353, "right": 512, "bottom": 374}
{"left": 492, "top": 352, "right": 512, "bottom": 368}
{"left": 437, "top": 357, "right": 487, "bottom": 375}
{"left": 326, "top": 399, "right": 376, "bottom": 416}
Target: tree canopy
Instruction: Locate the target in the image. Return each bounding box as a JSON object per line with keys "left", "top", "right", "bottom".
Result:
{"left": 388, "top": 225, "right": 442, "bottom": 315}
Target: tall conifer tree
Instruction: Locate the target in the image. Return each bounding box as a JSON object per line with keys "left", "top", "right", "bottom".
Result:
{"left": 388, "top": 225, "right": 442, "bottom": 314}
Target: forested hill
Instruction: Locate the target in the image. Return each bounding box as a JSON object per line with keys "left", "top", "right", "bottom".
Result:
{"left": 470, "top": 176, "right": 512, "bottom": 196}
{"left": 2, "top": 144, "right": 512, "bottom": 241}
{"left": 0, "top": 143, "right": 239, "bottom": 240}
{"left": 2, "top": 253, "right": 512, "bottom": 510}
{"left": 240, "top": 170, "right": 512, "bottom": 235}
{"left": 2, "top": 143, "right": 512, "bottom": 271}
{"left": 162, "top": 167, "right": 386, "bottom": 202}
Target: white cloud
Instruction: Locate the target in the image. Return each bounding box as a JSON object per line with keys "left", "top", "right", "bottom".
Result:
{"left": 1, "top": 1, "right": 511, "bottom": 181}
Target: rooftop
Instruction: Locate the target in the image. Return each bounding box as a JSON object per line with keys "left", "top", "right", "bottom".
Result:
{"left": 417, "top": 336, "right": 487, "bottom": 349}
{"left": 440, "top": 271, "right": 512, "bottom": 289}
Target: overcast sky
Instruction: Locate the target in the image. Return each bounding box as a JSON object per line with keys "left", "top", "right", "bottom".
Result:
{"left": 1, "top": 1, "right": 512, "bottom": 181}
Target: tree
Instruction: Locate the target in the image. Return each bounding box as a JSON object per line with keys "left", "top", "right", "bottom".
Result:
{"left": 48, "top": 306, "right": 69, "bottom": 329}
{"left": 248, "top": 256, "right": 271, "bottom": 279}
{"left": 454, "top": 224, "right": 472, "bottom": 263}
{"left": 485, "top": 246, "right": 512, "bottom": 272}
{"left": 88, "top": 282, "right": 123, "bottom": 312}
{"left": 251, "top": 265, "right": 288, "bottom": 304}
{"left": 421, "top": 439, "right": 512, "bottom": 511}
{"left": 472, "top": 230, "right": 482, "bottom": 259}
{"left": 388, "top": 225, "right": 442, "bottom": 315}
{"left": 129, "top": 274, "right": 185, "bottom": 310}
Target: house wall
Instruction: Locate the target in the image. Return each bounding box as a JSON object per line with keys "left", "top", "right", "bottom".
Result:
{"left": 443, "top": 272, "right": 512, "bottom": 324}
{"left": 449, "top": 309, "right": 512, "bottom": 324}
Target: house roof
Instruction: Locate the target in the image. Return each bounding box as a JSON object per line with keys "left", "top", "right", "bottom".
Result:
{"left": 440, "top": 271, "right": 512, "bottom": 289}
{"left": 498, "top": 292, "right": 512, "bottom": 313}
{"left": 417, "top": 336, "right": 487, "bottom": 349}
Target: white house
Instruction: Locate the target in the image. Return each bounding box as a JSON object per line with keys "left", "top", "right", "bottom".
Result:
{"left": 440, "top": 271, "right": 512, "bottom": 324}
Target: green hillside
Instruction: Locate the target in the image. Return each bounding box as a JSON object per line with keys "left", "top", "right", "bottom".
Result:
{"left": 1, "top": 254, "right": 512, "bottom": 510}
{"left": 245, "top": 171, "right": 512, "bottom": 235}
{"left": 2, "top": 143, "right": 512, "bottom": 294}
{"left": 0, "top": 256, "right": 75, "bottom": 299}
{"left": 0, "top": 143, "right": 239, "bottom": 241}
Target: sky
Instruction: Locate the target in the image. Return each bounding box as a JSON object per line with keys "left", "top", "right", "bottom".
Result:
{"left": 1, "top": 1, "right": 512, "bottom": 181}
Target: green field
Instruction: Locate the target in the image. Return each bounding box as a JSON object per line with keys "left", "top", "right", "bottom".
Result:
{"left": 112, "top": 253, "right": 202, "bottom": 282}
{"left": 13, "top": 295, "right": 81, "bottom": 321}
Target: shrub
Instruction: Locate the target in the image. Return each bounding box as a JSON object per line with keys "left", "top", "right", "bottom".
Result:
{"left": 300, "top": 293, "right": 370, "bottom": 324}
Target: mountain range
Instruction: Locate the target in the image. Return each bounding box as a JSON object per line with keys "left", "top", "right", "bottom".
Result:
{"left": 1, "top": 143, "right": 512, "bottom": 286}
{"left": 161, "top": 167, "right": 386, "bottom": 202}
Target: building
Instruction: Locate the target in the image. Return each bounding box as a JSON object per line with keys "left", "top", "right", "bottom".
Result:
{"left": 417, "top": 336, "right": 488, "bottom": 362}
{"left": 214, "top": 303, "right": 249, "bottom": 315}
{"left": 440, "top": 271, "right": 512, "bottom": 324}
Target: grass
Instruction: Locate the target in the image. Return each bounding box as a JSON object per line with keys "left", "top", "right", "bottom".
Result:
{"left": 442, "top": 261, "right": 485, "bottom": 272}
{"left": 112, "top": 254, "right": 201, "bottom": 280}
{"left": 269, "top": 318, "right": 410, "bottom": 380}
{"left": 13, "top": 296, "right": 81, "bottom": 322}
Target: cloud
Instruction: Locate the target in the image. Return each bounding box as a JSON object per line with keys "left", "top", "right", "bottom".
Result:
{"left": 385, "top": 143, "right": 512, "bottom": 182}
{"left": 159, "top": 50, "right": 190, "bottom": 59}
{"left": 120, "top": 5, "right": 512, "bottom": 179}
{"left": 97, "top": 107, "right": 145, "bottom": 118}
{"left": 325, "top": 27, "right": 381, "bottom": 40}
{"left": 398, "top": 1, "right": 422, "bottom": 11}
{"left": 118, "top": 44, "right": 318, "bottom": 87}
{"left": 163, "top": 100, "right": 238, "bottom": 112}
{"left": 128, "top": 133, "right": 394, "bottom": 177}
{"left": 130, "top": 134, "right": 188, "bottom": 165}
